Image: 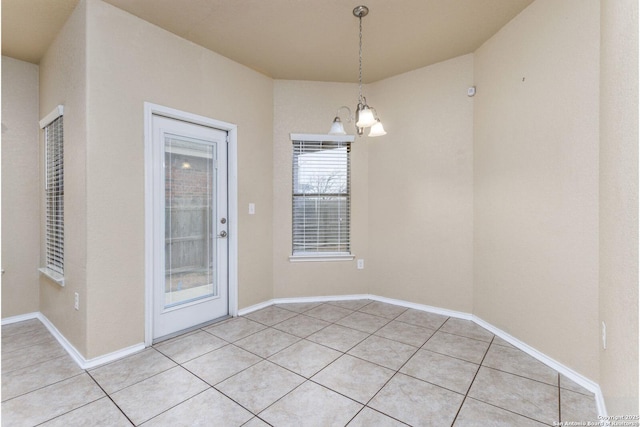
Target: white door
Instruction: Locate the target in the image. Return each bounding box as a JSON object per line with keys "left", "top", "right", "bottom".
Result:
{"left": 152, "top": 115, "right": 228, "bottom": 339}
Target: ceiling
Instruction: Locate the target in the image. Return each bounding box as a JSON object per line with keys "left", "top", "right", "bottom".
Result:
{"left": 2, "top": 0, "right": 534, "bottom": 83}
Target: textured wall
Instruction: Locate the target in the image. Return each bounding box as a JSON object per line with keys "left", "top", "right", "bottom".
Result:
{"left": 1, "top": 57, "right": 41, "bottom": 318}
{"left": 473, "top": 0, "right": 600, "bottom": 380}
{"left": 82, "top": 0, "right": 274, "bottom": 357}
{"left": 38, "top": 0, "right": 89, "bottom": 356}
{"left": 599, "top": 0, "right": 639, "bottom": 415}
{"left": 367, "top": 55, "right": 475, "bottom": 313}
{"left": 272, "top": 80, "right": 370, "bottom": 298}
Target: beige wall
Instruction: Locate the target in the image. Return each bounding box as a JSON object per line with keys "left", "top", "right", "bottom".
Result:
{"left": 599, "top": 0, "right": 639, "bottom": 415}
{"left": 272, "top": 80, "right": 370, "bottom": 298}
{"left": 474, "top": 0, "right": 600, "bottom": 380}
{"left": 1, "top": 57, "right": 41, "bottom": 317}
{"left": 82, "top": 0, "right": 273, "bottom": 357}
{"left": 38, "top": 0, "right": 89, "bottom": 355}
{"left": 272, "top": 57, "right": 474, "bottom": 311}
{"left": 367, "top": 55, "right": 475, "bottom": 312}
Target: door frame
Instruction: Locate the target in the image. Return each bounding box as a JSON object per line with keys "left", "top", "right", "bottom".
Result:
{"left": 144, "top": 102, "right": 238, "bottom": 346}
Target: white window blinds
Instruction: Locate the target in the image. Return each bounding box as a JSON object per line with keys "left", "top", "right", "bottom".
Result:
{"left": 43, "top": 114, "right": 64, "bottom": 275}
{"left": 292, "top": 138, "right": 351, "bottom": 255}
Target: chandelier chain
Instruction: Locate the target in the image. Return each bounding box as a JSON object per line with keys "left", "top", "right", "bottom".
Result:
{"left": 358, "top": 14, "right": 364, "bottom": 104}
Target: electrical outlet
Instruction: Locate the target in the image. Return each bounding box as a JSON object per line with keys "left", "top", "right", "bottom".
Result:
{"left": 357, "top": 259, "right": 364, "bottom": 270}
{"left": 74, "top": 292, "right": 79, "bottom": 311}
{"left": 602, "top": 321, "right": 606, "bottom": 350}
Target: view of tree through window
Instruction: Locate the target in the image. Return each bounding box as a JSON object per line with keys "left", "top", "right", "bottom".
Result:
{"left": 292, "top": 140, "right": 350, "bottom": 254}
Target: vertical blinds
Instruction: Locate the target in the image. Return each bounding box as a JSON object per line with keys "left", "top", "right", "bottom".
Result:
{"left": 44, "top": 116, "right": 64, "bottom": 274}
{"left": 292, "top": 139, "right": 350, "bottom": 254}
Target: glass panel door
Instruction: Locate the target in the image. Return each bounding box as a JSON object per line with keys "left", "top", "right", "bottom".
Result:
{"left": 152, "top": 115, "right": 228, "bottom": 339}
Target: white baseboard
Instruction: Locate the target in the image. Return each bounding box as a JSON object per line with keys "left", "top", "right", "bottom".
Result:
{"left": 238, "top": 294, "right": 372, "bottom": 316}
{"left": 237, "top": 294, "right": 607, "bottom": 418}
{"left": 368, "top": 295, "right": 473, "bottom": 321}
{"left": 4, "top": 299, "right": 608, "bottom": 418}
{"left": 472, "top": 315, "right": 607, "bottom": 418}
{"left": 37, "top": 313, "right": 146, "bottom": 370}
{"left": 241, "top": 293, "right": 473, "bottom": 320}
{"left": 275, "top": 294, "right": 372, "bottom": 304}
{"left": 81, "top": 342, "right": 147, "bottom": 370}
{"left": 1, "top": 312, "right": 40, "bottom": 325}
{"left": 2, "top": 312, "right": 145, "bottom": 370}
{"left": 237, "top": 299, "right": 276, "bottom": 316}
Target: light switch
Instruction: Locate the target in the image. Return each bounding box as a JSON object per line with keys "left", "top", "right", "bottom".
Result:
{"left": 249, "top": 203, "right": 255, "bottom": 215}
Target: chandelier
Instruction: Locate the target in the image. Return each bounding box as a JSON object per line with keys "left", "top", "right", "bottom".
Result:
{"left": 329, "top": 5, "right": 386, "bottom": 137}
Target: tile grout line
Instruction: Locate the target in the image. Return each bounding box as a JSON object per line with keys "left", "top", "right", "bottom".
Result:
{"left": 395, "top": 318, "right": 508, "bottom": 398}
{"left": 434, "top": 328, "right": 496, "bottom": 344}
{"left": 558, "top": 373, "right": 562, "bottom": 423}
{"left": 202, "top": 306, "right": 361, "bottom": 395}
{"left": 271, "top": 303, "right": 379, "bottom": 382}
{"left": 249, "top": 302, "right": 404, "bottom": 425}
{"left": 449, "top": 338, "right": 559, "bottom": 426}
{"left": 205, "top": 322, "right": 269, "bottom": 344}
{"left": 1, "top": 351, "right": 78, "bottom": 381}
{"left": 211, "top": 381, "right": 270, "bottom": 421}
{"left": 351, "top": 315, "right": 452, "bottom": 423}
{"left": 90, "top": 348, "right": 180, "bottom": 395}
{"left": 346, "top": 406, "right": 412, "bottom": 426}
{"left": 134, "top": 388, "right": 215, "bottom": 425}
{"left": 1, "top": 338, "right": 66, "bottom": 361}
{"left": 32, "top": 396, "right": 127, "bottom": 427}
{"left": 248, "top": 310, "right": 394, "bottom": 424}
{"left": 255, "top": 378, "right": 317, "bottom": 423}
{"left": 84, "top": 370, "right": 136, "bottom": 426}
{"left": 169, "top": 336, "right": 276, "bottom": 426}
{"left": 448, "top": 333, "right": 494, "bottom": 426}
{"left": 1, "top": 336, "right": 60, "bottom": 356}
{"left": 153, "top": 338, "right": 231, "bottom": 366}
{"left": 180, "top": 342, "right": 263, "bottom": 386}
{"left": 4, "top": 304, "right": 595, "bottom": 426}
{"left": 475, "top": 364, "right": 563, "bottom": 389}
{"left": 203, "top": 307, "right": 360, "bottom": 423}
{"left": 101, "top": 350, "right": 220, "bottom": 421}
{"left": 1, "top": 370, "right": 87, "bottom": 404}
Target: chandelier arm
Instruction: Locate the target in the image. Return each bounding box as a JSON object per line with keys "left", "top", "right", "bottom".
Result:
{"left": 335, "top": 105, "right": 353, "bottom": 123}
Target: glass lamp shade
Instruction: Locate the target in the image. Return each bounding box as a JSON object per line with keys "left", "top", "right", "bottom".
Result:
{"left": 368, "top": 119, "right": 387, "bottom": 137}
{"left": 356, "top": 106, "right": 376, "bottom": 128}
{"left": 329, "top": 117, "right": 346, "bottom": 135}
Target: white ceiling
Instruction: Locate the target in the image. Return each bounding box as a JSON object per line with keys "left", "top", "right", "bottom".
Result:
{"left": 2, "top": 0, "right": 534, "bottom": 83}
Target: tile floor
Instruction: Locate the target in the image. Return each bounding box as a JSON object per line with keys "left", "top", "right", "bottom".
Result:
{"left": 2, "top": 299, "right": 599, "bottom": 426}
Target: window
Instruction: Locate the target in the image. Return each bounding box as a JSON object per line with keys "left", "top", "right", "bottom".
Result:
{"left": 291, "top": 134, "right": 354, "bottom": 260}
{"left": 39, "top": 106, "right": 65, "bottom": 285}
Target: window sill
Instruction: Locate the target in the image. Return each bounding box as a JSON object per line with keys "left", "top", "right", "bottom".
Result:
{"left": 289, "top": 254, "right": 355, "bottom": 263}
{"left": 39, "top": 268, "right": 65, "bottom": 286}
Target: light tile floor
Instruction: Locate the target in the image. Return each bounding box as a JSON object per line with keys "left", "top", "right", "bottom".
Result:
{"left": 2, "top": 300, "right": 599, "bottom": 426}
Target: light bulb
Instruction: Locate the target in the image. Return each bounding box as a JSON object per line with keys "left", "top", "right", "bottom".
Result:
{"left": 356, "top": 106, "right": 376, "bottom": 128}
{"left": 368, "top": 119, "right": 386, "bottom": 137}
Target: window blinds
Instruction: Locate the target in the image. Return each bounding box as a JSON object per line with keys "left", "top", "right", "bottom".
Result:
{"left": 292, "top": 139, "right": 350, "bottom": 254}
{"left": 44, "top": 116, "right": 64, "bottom": 275}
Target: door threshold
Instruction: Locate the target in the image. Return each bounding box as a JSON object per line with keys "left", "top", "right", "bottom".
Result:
{"left": 152, "top": 314, "right": 232, "bottom": 345}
